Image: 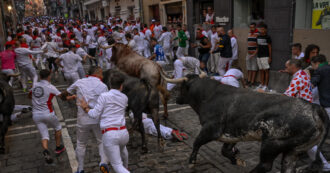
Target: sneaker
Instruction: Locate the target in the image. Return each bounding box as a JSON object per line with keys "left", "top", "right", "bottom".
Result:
{"left": 43, "top": 149, "right": 53, "bottom": 164}
{"left": 55, "top": 145, "right": 66, "bottom": 155}
{"left": 171, "top": 130, "right": 183, "bottom": 141}
{"left": 99, "top": 163, "right": 110, "bottom": 173}
{"left": 75, "top": 170, "right": 84, "bottom": 173}
{"left": 180, "top": 132, "right": 188, "bottom": 140}
{"left": 256, "top": 84, "right": 263, "bottom": 89}
{"left": 23, "top": 88, "right": 28, "bottom": 93}
{"left": 262, "top": 86, "right": 268, "bottom": 91}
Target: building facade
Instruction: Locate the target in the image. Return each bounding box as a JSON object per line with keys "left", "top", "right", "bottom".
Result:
{"left": 108, "top": 0, "right": 141, "bottom": 21}
{"left": 142, "top": 0, "right": 187, "bottom": 26}
{"left": 187, "top": 0, "right": 330, "bottom": 71}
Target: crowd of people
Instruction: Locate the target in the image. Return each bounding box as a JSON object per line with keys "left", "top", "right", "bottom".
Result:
{"left": 0, "top": 14, "right": 329, "bottom": 173}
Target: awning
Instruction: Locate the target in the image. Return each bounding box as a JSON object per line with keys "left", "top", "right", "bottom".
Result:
{"left": 84, "top": 0, "right": 100, "bottom": 6}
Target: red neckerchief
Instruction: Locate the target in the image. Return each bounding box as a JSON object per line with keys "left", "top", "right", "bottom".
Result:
{"left": 86, "top": 75, "right": 102, "bottom": 81}
{"left": 21, "top": 43, "right": 29, "bottom": 48}
{"left": 231, "top": 35, "right": 237, "bottom": 39}
{"left": 57, "top": 33, "right": 61, "bottom": 37}
{"left": 32, "top": 35, "right": 38, "bottom": 40}
{"left": 250, "top": 29, "right": 259, "bottom": 34}
{"left": 142, "top": 28, "right": 147, "bottom": 34}
{"left": 199, "top": 34, "right": 205, "bottom": 39}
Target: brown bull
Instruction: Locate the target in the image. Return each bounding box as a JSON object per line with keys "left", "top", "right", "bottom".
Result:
{"left": 110, "top": 43, "right": 171, "bottom": 118}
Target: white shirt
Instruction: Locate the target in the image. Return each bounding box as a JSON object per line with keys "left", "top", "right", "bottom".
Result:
{"left": 179, "top": 56, "right": 200, "bottom": 70}
{"left": 133, "top": 34, "right": 144, "bottom": 50}
{"left": 294, "top": 52, "right": 304, "bottom": 60}
{"left": 128, "top": 40, "right": 138, "bottom": 52}
{"left": 41, "top": 42, "right": 59, "bottom": 58}
{"left": 153, "top": 25, "right": 162, "bottom": 39}
{"left": 231, "top": 37, "right": 238, "bottom": 60}
{"left": 31, "top": 37, "right": 42, "bottom": 48}
{"left": 74, "top": 28, "right": 83, "bottom": 42}
{"left": 51, "top": 35, "right": 62, "bottom": 47}
{"left": 84, "top": 27, "right": 98, "bottom": 40}
{"left": 224, "top": 68, "right": 244, "bottom": 79}
{"left": 86, "top": 35, "right": 97, "bottom": 49}
{"left": 67, "top": 76, "right": 108, "bottom": 125}
{"left": 58, "top": 51, "right": 82, "bottom": 73}
{"left": 22, "top": 34, "right": 33, "bottom": 46}
{"left": 210, "top": 32, "right": 219, "bottom": 51}
{"left": 158, "top": 32, "right": 172, "bottom": 47}
{"left": 206, "top": 13, "right": 214, "bottom": 23}
{"left": 32, "top": 80, "right": 61, "bottom": 114}
{"left": 14, "top": 48, "right": 43, "bottom": 67}
{"left": 88, "top": 89, "right": 128, "bottom": 129}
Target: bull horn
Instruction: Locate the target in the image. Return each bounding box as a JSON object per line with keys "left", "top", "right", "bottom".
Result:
{"left": 165, "top": 77, "right": 188, "bottom": 84}
{"left": 198, "top": 68, "right": 207, "bottom": 78}
{"left": 8, "top": 73, "right": 20, "bottom": 77}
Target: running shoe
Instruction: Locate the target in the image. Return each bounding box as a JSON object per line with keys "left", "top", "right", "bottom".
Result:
{"left": 43, "top": 149, "right": 53, "bottom": 164}
{"left": 180, "top": 132, "right": 188, "bottom": 140}
{"left": 75, "top": 170, "right": 84, "bottom": 173}
{"left": 99, "top": 163, "right": 110, "bottom": 173}
{"left": 55, "top": 145, "right": 66, "bottom": 155}
{"left": 171, "top": 130, "right": 183, "bottom": 141}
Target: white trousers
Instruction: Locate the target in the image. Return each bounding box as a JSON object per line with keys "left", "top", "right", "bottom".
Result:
{"left": 167, "top": 59, "right": 184, "bottom": 91}
{"left": 77, "top": 63, "right": 86, "bottom": 79}
{"left": 217, "top": 56, "right": 231, "bottom": 76}
{"left": 32, "top": 48, "right": 42, "bottom": 66}
{"left": 76, "top": 124, "right": 108, "bottom": 172}
{"left": 64, "top": 72, "right": 79, "bottom": 85}
{"left": 143, "top": 117, "right": 173, "bottom": 140}
{"left": 33, "top": 112, "right": 62, "bottom": 140}
{"left": 103, "top": 129, "right": 130, "bottom": 173}
{"left": 209, "top": 54, "right": 219, "bottom": 73}
{"left": 18, "top": 64, "right": 38, "bottom": 89}
{"left": 176, "top": 47, "right": 185, "bottom": 58}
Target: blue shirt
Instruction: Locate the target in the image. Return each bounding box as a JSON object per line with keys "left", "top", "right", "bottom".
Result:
{"left": 154, "top": 44, "right": 165, "bottom": 61}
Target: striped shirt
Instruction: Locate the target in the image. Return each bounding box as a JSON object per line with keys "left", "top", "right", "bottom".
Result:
{"left": 247, "top": 31, "right": 259, "bottom": 54}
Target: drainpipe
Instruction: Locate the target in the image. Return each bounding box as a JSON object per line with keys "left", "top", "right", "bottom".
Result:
{"left": 139, "top": 0, "right": 143, "bottom": 23}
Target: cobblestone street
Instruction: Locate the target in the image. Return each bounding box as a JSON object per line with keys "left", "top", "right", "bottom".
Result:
{"left": 1, "top": 68, "right": 330, "bottom": 173}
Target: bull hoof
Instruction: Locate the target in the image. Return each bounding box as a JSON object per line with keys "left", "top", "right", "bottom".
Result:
{"left": 236, "top": 158, "right": 246, "bottom": 167}
{"left": 163, "top": 114, "right": 169, "bottom": 119}
{"left": 189, "top": 157, "right": 197, "bottom": 164}
{"left": 141, "top": 147, "right": 148, "bottom": 154}
{"left": 0, "top": 147, "right": 5, "bottom": 154}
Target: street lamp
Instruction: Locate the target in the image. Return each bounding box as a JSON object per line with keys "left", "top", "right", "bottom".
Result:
{"left": 8, "top": 5, "right": 12, "bottom": 12}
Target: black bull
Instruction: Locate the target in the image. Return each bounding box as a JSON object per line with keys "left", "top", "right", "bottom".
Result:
{"left": 175, "top": 75, "right": 329, "bottom": 173}
{"left": 103, "top": 69, "right": 164, "bottom": 153}
{"left": 0, "top": 73, "right": 15, "bottom": 154}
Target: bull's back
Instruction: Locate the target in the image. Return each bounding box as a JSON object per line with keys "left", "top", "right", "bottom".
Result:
{"left": 196, "top": 80, "right": 319, "bottom": 142}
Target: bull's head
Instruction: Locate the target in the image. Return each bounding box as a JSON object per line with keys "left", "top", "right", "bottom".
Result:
{"left": 166, "top": 71, "right": 207, "bottom": 105}
{"left": 110, "top": 43, "right": 134, "bottom": 64}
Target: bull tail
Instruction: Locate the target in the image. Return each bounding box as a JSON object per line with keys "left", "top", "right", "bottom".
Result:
{"left": 311, "top": 106, "right": 329, "bottom": 170}
{"left": 0, "top": 86, "right": 5, "bottom": 104}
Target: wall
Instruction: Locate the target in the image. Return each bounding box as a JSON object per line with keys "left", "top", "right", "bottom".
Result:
{"left": 109, "top": 0, "right": 140, "bottom": 20}
{"left": 293, "top": 29, "right": 330, "bottom": 61}
{"left": 142, "top": 0, "right": 160, "bottom": 25}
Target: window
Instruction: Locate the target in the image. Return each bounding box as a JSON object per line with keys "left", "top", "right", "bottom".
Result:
{"left": 233, "top": 0, "right": 265, "bottom": 28}
{"left": 296, "top": 0, "right": 330, "bottom": 29}
{"left": 165, "top": 2, "right": 183, "bottom": 25}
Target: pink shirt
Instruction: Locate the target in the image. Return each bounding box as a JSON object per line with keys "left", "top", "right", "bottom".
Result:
{"left": 0, "top": 50, "right": 16, "bottom": 70}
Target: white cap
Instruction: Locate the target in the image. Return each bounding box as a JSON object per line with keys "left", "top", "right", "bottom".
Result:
{"left": 151, "top": 19, "right": 156, "bottom": 22}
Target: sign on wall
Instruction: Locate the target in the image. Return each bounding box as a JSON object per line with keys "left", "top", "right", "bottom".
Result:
{"left": 312, "top": 0, "right": 330, "bottom": 29}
